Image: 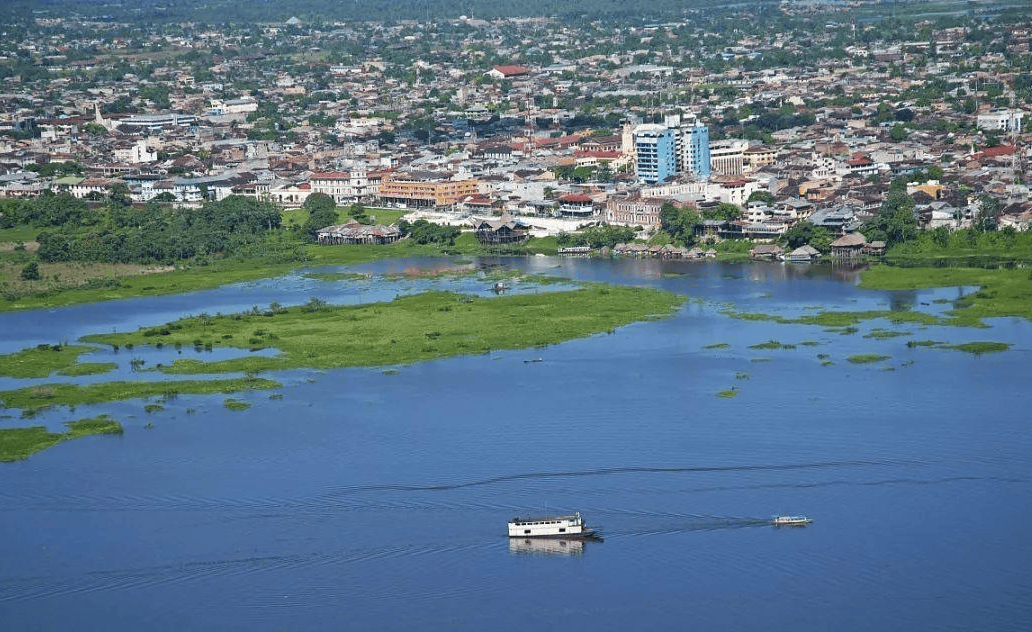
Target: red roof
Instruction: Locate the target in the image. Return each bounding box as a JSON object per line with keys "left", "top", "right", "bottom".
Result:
{"left": 311, "top": 171, "right": 350, "bottom": 179}
{"left": 559, "top": 193, "right": 594, "bottom": 203}
{"left": 575, "top": 150, "right": 622, "bottom": 159}
{"left": 492, "top": 65, "right": 528, "bottom": 77}
{"left": 973, "top": 145, "right": 1016, "bottom": 161}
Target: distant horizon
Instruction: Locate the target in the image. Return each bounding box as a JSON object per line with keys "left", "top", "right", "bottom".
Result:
{"left": 3, "top": 0, "right": 1011, "bottom": 27}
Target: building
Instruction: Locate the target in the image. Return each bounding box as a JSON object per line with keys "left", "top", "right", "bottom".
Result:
{"left": 486, "top": 65, "right": 529, "bottom": 79}
{"left": 113, "top": 139, "right": 158, "bottom": 164}
{"left": 634, "top": 124, "right": 677, "bottom": 184}
{"left": 709, "top": 140, "right": 748, "bottom": 176}
{"left": 605, "top": 195, "right": 691, "bottom": 228}
{"left": 378, "top": 171, "right": 479, "bottom": 207}
{"left": 317, "top": 219, "right": 401, "bottom": 245}
{"left": 557, "top": 193, "right": 596, "bottom": 218}
{"left": 662, "top": 114, "right": 710, "bottom": 179}
{"left": 976, "top": 109, "right": 1025, "bottom": 133}
{"left": 208, "top": 97, "right": 259, "bottom": 116}
{"left": 309, "top": 170, "right": 373, "bottom": 204}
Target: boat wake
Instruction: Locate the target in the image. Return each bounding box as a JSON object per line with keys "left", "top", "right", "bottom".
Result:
{"left": 598, "top": 514, "right": 773, "bottom": 539}
{"left": 317, "top": 458, "right": 913, "bottom": 496}
{"left": 0, "top": 540, "right": 499, "bottom": 604}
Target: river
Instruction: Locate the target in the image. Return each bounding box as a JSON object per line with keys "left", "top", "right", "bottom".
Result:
{"left": 0, "top": 257, "right": 1029, "bottom": 631}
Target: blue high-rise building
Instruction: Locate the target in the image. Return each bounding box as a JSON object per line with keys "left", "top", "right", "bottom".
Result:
{"left": 687, "top": 123, "right": 711, "bottom": 179}
{"left": 634, "top": 125, "right": 677, "bottom": 184}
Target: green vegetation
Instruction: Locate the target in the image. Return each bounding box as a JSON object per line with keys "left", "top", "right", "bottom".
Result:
{"left": 76, "top": 286, "right": 683, "bottom": 375}
{"left": 224, "top": 398, "right": 251, "bottom": 411}
{"left": 749, "top": 339, "right": 796, "bottom": 350}
{"left": 717, "top": 388, "right": 739, "bottom": 398}
{"left": 705, "top": 342, "right": 731, "bottom": 350}
{"left": 860, "top": 266, "right": 1032, "bottom": 326}
{"left": 904, "top": 339, "right": 1009, "bottom": 355}
{"left": 847, "top": 354, "right": 890, "bottom": 364}
{"left": 906, "top": 339, "right": 942, "bottom": 347}
{"left": 0, "top": 415, "right": 123, "bottom": 462}
{"left": 57, "top": 362, "right": 118, "bottom": 377}
{"left": 0, "top": 377, "right": 279, "bottom": 413}
{"left": 727, "top": 308, "right": 940, "bottom": 328}
{"left": 0, "top": 344, "right": 98, "bottom": 378}
{"left": 864, "top": 329, "right": 909, "bottom": 340}
{"left": 943, "top": 342, "right": 1010, "bottom": 355}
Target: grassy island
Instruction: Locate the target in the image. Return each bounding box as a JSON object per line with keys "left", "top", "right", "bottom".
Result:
{"left": 0, "top": 376, "right": 280, "bottom": 413}
{"left": 0, "top": 415, "right": 123, "bottom": 462}
{"left": 80, "top": 286, "right": 685, "bottom": 375}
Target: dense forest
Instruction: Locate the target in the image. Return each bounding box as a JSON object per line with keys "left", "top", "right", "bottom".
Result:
{"left": 1, "top": 194, "right": 292, "bottom": 266}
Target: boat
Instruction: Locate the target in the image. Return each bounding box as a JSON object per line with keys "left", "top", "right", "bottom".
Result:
{"left": 508, "top": 512, "right": 599, "bottom": 539}
{"left": 771, "top": 515, "right": 812, "bottom": 527}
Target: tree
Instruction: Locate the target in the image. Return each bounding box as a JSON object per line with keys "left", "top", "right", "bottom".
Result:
{"left": 974, "top": 195, "right": 999, "bottom": 232}
{"left": 889, "top": 124, "right": 908, "bottom": 142}
{"left": 747, "top": 190, "right": 776, "bottom": 206}
{"left": 107, "top": 183, "right": 132, "bottom": 208}
{"left": 781, "top": 222, "right": 833, "bottom": 252}
{"left": 660, "top": 202, "right": 702, "bottom": 246}
{"left": 303, "top": 192, "right": 336, "bottom": 215}
{"left": 864, "top": 189, "right": 918, "bottom": 246}
{"left": 20, "top": 261, "right": 40, "bottom": 281}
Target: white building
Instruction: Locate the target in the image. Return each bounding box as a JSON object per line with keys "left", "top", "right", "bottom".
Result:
{"left": 976, "top": 109, "right": 1025, "bottom": 133}
{"left": 209, "top": 97, "right": 259, "bottom": 116}
{"left": 113, "top": 139, "right": 158, "bottom": 164}
{"left": 709, "top": 140, "right": 749, "bottom": 176}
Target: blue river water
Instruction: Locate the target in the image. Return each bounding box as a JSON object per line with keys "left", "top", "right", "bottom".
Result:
{"left": 1, "top": 257, "right": 1029, "bottom": 631}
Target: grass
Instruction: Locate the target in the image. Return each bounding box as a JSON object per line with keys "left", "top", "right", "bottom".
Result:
{"left": 860, "top": 265, "right": 1032, "bottom": 326}
{"left": 0, "top": 415, "right": 123, "bottom": 462}
{"left": 943, "top": 342, "right": 1010, "bottom": 355}
{"left": 904, "top": 340, "right": 1010, "bottom": 355}
{"left": 0, "top": 376, "right": 279, "bottom": 412}
{"left": 847, "top": 354, "right": 890, "bottom": 364}
{"left": 717, "top": 388, "right": 739, "bottom": 398}
{"left": 224, "top": 398, "right": 250, "bottom": 411}
{"left": 864, "top": 329, "right": 909, "bottom": 340}
{"left": 80, "top": 286, "right": 685, "bottom": 375}
{"left": 705, "top": 342, "right": 731, "bottom": 349}
{"left": 56, "top": 362, "right": 118, "bottom": 377}
{"left": 751, "top": 340, "right": 796, "bottom": 351}
{"left": 0, "top": 344, "right": 99, "bottom": 378}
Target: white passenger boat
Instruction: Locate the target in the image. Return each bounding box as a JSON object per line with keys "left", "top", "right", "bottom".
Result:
{"left": 508, "top": 512, "right": 598, "bottom": 539}
{"left": 771, "top": 515, "right": 812, "bottom": 526}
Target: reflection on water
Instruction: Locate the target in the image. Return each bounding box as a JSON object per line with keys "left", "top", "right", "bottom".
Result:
{"left": 509, "top": 537, "right": 587, "bottom": 557}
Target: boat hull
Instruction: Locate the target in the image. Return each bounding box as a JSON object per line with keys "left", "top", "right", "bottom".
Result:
{"left": 771, "top": 516, "right": 812, "bottom": 527}
{"left": 507, "top": 528, "right": 599, "bottom": 540}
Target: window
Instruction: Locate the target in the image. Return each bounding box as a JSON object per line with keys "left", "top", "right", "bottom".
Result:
{"left": 559, "top": 528, "right": 566, "bottom": 533}
{"left": 524, "top": 529, "right": 531, "bottom": 534}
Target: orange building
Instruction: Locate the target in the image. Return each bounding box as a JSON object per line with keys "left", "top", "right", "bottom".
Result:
{"left": 378, "top": 171, "right": 479, "bottom": 208}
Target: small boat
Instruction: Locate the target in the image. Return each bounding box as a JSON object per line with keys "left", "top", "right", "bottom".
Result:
{"left": 771, "top": 515, "right": 812, "bottom": 527}
{"left": 508, "top": 512, "right": 599, "bottom": 539}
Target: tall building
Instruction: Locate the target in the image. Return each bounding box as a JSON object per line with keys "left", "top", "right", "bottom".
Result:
{"left": 634, "top": 124, "right": 677, "bottom": 184}
{"left": 661, "top": 114, "right": 710, "bottom": 180}
{"left": 686, "top": 124, "right": 711, "bottom": 179}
